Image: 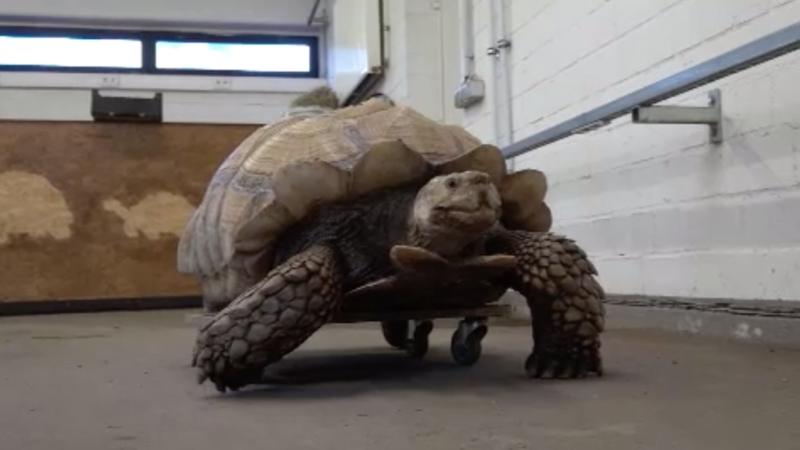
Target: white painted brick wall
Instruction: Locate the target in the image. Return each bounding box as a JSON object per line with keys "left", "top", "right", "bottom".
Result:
{"left": 465, "top": 0, "right": 800, "bottom": 302}
{"left": 382, "top": 0, "right": 800, "bottom": 302}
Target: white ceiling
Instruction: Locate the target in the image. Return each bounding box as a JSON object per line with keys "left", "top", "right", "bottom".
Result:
{"left": 0, "top": 0, "right": 322, "bottom": 31}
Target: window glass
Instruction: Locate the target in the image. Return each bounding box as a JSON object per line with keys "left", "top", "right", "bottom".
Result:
{"left": 155, "top": 41, "right": 312, "bottom": 73}
{"left": 0, "top": 36, "right": 142, "bottom": 68}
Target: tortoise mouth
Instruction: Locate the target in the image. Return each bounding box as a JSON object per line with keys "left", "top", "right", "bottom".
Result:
{"left": 434, "top": 196, "right": 497, "bottom": 213}
{"left": 434, "top": 198, "right": 499, "bottom": 215}
{"left": 434, "top": 205, "right": 499, "bottom": 231}
{"left": 435, "top": 205, "right": 482, "bottom": 213}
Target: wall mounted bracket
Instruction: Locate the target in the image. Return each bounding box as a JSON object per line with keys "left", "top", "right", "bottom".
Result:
{"left": 487, "top": 38, "right": 512, "bottom": 56}
{"left": 632, "top": 89, "right": 723, "bottom": 144}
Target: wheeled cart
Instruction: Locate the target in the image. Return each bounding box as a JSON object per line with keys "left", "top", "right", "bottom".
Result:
{"left": 328, "top": 304, "right": 511, "bottom": 366}
{"left": 186, "top": 304, "right": 512, "bottom": 367}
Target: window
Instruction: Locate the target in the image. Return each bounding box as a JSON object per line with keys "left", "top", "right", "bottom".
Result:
{"left": 0, "top": 26, "right": 319, "bottom": 78}
{"left": 155, "top": 41, "right": 312, "bottom": 74}
{"left": 0, "top": 36, "right": 142, "bottom": 69}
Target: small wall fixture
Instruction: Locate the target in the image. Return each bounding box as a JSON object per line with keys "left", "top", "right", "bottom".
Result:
{"left": 632, "top": 89, "right": 723, "bottom": 144}
{"left": 91, "top": 90, "right": 163, "bottom": 123}
{"left": 486, "top": 38, "right": 511, "bottom": 56}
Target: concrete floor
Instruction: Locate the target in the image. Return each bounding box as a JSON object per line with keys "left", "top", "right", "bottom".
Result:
{"left": 1, "top": 310, "right": 798, "bottom": 450}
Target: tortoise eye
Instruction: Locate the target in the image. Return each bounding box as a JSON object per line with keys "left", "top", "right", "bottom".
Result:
{"left": 445, "top": 178, "right": 458, "bottom": 189}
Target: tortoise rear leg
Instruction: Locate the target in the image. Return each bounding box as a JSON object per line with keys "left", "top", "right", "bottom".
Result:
{"left": 491, "top": 230, "right": 606, "bottom": 379}
{"left": 192, "top": 245, "right": 343, "bottom": 393}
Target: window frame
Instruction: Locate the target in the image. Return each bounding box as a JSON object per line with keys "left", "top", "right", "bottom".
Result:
{"left": 0, "top": 25, "right": 320, "bottom": 78}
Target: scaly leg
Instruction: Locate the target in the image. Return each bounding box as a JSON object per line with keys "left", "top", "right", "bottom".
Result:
{"left": 192, "top": 245, "right": 343, "bottom": 393}
{"left": 490, "top": 230, "right": 605, "bottom": 378}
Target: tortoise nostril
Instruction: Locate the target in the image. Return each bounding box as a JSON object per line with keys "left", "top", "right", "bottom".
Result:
{"left": 478, "top": 189, "right": 491, "bottom": 206}
{"left": 470, "top": 172, "right": 491, "bottom": 185}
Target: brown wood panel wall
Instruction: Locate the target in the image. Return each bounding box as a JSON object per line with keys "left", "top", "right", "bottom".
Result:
{"left": 0, "top": 121, "right": 258, "bottom": 304}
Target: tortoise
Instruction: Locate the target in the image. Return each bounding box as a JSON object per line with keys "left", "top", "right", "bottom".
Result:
{"left": 178, "top": 98, "right": 606, "bottom": 393}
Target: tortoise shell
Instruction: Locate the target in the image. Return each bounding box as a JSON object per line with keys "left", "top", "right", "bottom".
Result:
{"left": 177, "top": 99, "right": 551, "bottom": 310}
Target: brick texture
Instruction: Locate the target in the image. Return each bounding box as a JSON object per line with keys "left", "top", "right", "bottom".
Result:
{"left": 382, "top": 0, "right": 800, "bottom": 302}
{"left": 473, "top": 0, "right": 800, "bottom": 301}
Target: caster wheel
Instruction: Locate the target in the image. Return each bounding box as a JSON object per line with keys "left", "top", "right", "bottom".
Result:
{"left": 405, "top": 320, "right": 433, "bottom": 359}
{"left": 450, "top": 319, "right": 488, "bottom": 366}
{"left": 381, "top": 320, "right": 409, "bottom": 349}
{"left": 523, "top": 351, "right": 537, "bottom": 378}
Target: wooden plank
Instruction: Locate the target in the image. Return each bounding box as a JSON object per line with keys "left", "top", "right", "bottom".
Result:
{"left": 330, "top": 305, "right": 512, "bottom": 323}
{"left": 184, "top": 304, "right": 513, "bottom": 328}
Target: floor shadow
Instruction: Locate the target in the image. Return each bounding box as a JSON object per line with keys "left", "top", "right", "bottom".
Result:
{"left": 204, "top": 346, "right": 609, "bottom": 402}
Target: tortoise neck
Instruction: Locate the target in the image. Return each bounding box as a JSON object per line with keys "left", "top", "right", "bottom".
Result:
{"left": 406, "top": 220, "right": 485, "bottom": 258}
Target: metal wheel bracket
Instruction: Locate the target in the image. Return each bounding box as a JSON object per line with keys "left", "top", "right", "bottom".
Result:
{"left": 631, "top": 89, "right": 723, "bottom": 144}
{"left": 450, "top": 317, "right": 489, "bottom": 366}
{"left": 405, "top": 319, "right": 433, "bottom": 359}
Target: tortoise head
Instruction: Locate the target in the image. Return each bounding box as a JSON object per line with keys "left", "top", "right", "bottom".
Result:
{"left": 412, "top": 170, "right": 502, "bottom": 240}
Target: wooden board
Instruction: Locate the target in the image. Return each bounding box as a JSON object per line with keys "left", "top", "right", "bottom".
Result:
{"left": 184, "top": 304, "right": 513, "bottom": 328}
{"left": 0, "top": 121, "right": 259, "bottom": 303}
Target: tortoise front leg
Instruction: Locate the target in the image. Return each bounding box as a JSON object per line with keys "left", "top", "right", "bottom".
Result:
{"left": 192, "top": 245, "right": 343, "bottom": 393}
{"left": 491, "top": 230, "right": 605, "bottom": 378}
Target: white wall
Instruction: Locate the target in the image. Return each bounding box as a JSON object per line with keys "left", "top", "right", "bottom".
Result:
{"left": 469, "top": 0, "right": 800, "bottom": 302}
{"left": 375, "top": 0, "right": 462, "bottom": 125}
{"left": 381, "top": 0, "right": 800, "bottom": 302}
{"left": 0, "top": 74, "right": 326, "bottom": 124}
{"left": 323, "top": 0, "right": 384, "bottom": 102}
{"left": 0, "top": 0, "right": 327, "bottom": 124}
{"left": 376, "top": 0, "right": 408, "bottom": 103}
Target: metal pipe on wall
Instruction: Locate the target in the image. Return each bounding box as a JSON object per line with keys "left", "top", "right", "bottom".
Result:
{"left": 487, "top": 0, "right": 502, "bottom": 152}
{"left": 458, "top": 0, "right": 476, "bottom": 80}
{"left": 490, "top": 0, "right": 515, "bottom": 170}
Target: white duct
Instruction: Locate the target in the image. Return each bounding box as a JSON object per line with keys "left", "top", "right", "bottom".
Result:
{"left": 487, "top": 0, "right": 500, "bottom": 143}
{"left": 459, "top": 0, "right": 475, "bottom": 80}
{"left": 491, "top": 0, "right": 515, "bottom": 170}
